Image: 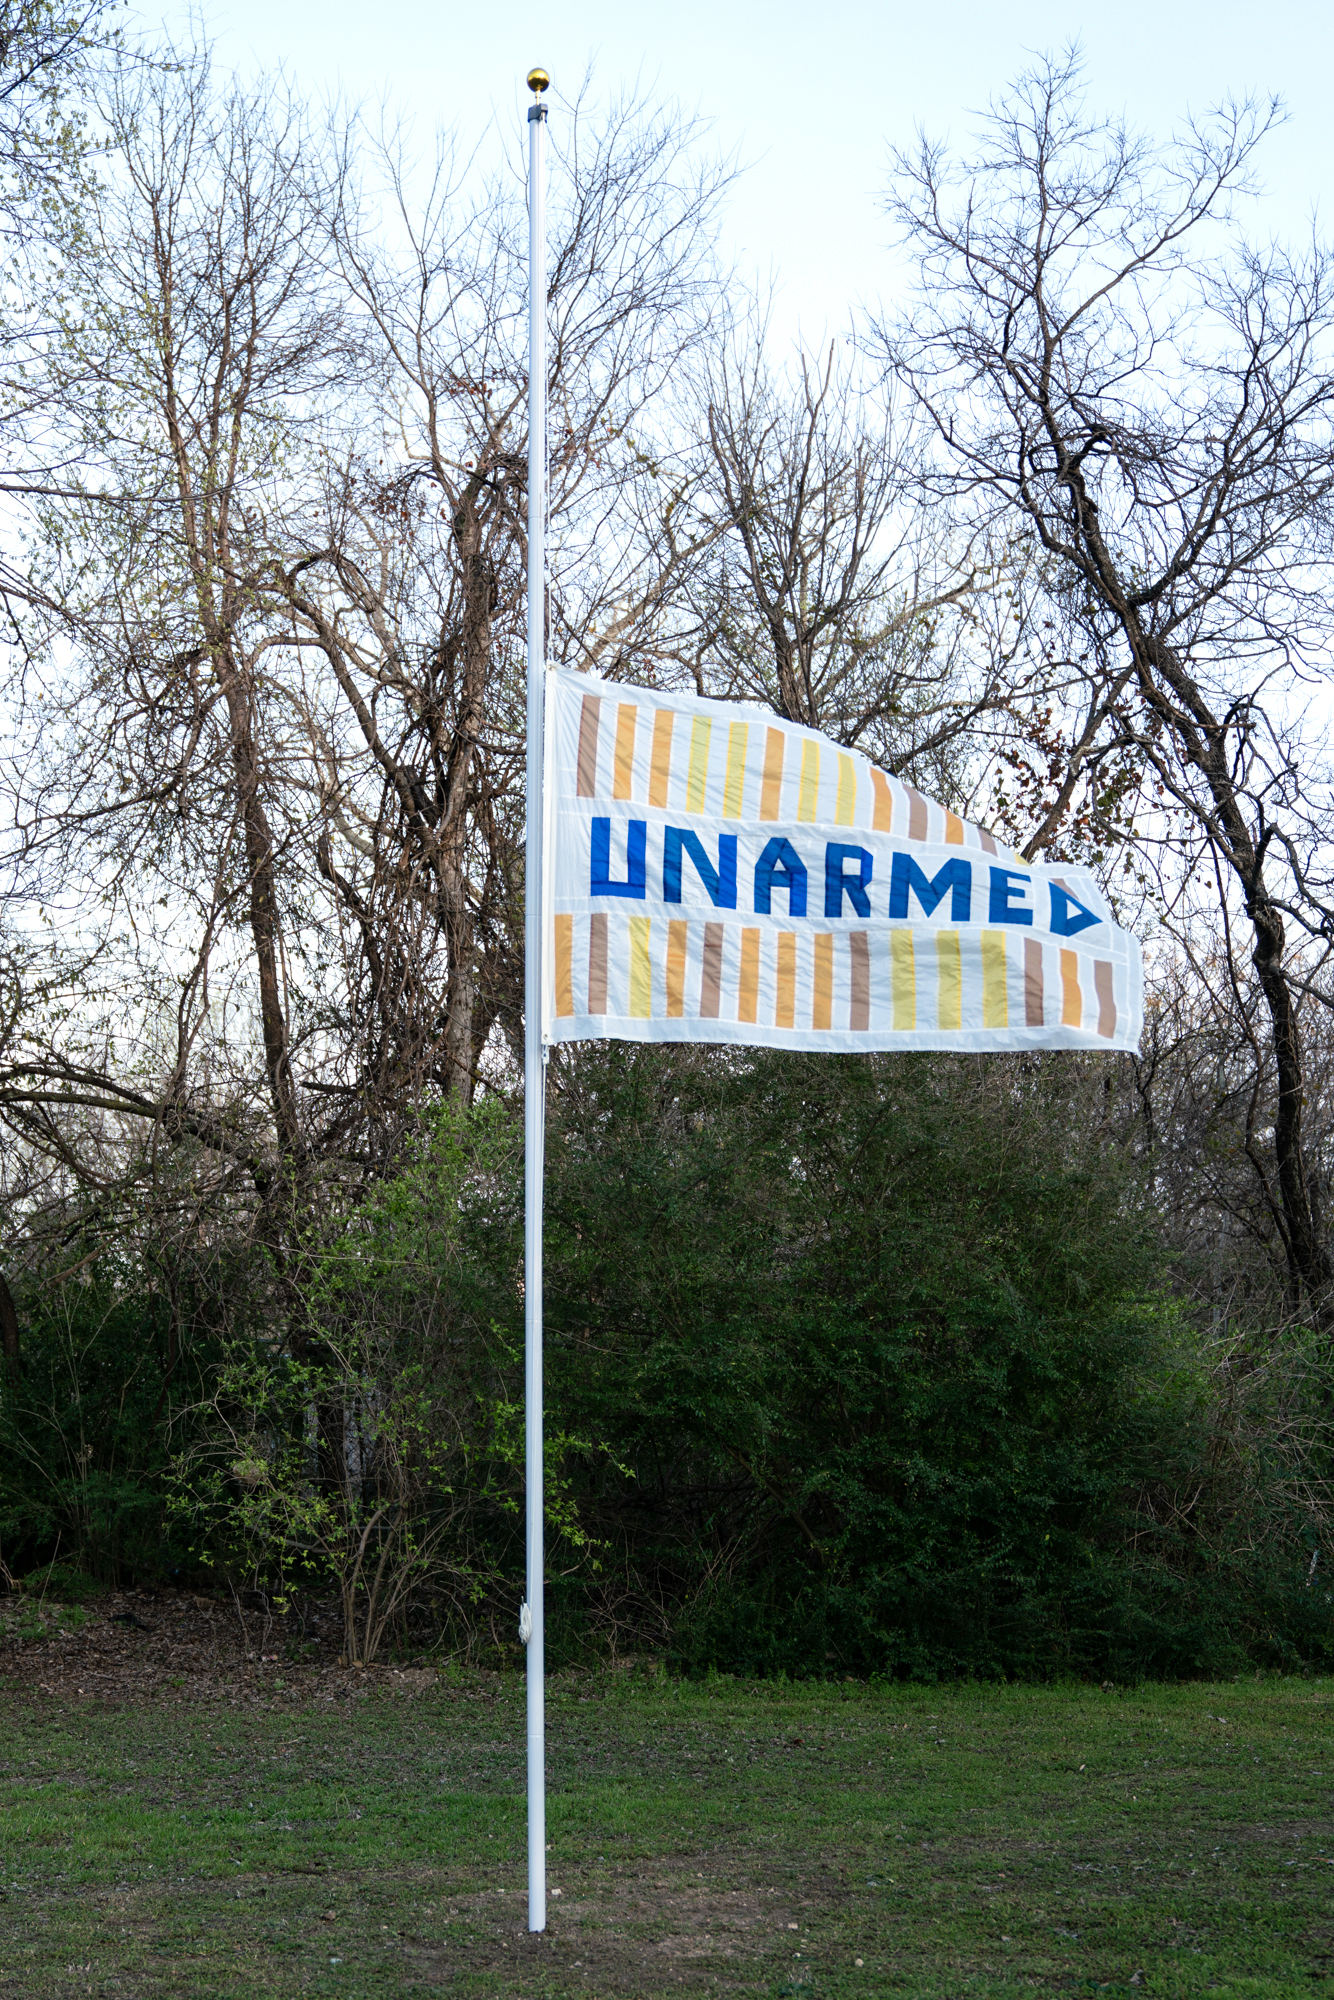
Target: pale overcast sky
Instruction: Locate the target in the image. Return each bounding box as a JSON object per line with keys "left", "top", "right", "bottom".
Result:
{"left": 151, "top": 0, "right": 1334, "bottom": 348}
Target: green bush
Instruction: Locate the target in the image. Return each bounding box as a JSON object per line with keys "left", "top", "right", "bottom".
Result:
{"left": 541, "top": 1044, "right": 1334, "bottom": 1679}
{"left": 4, "top": 1053, "right": 1329, "bottom": 1679}
{"left": 0, "top": 1268, "right": 209, "bottom": 1585}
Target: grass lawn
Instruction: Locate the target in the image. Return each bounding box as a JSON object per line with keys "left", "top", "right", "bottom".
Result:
{"left": 1, "top": 1630, "right": 1331, "bottom": 1998}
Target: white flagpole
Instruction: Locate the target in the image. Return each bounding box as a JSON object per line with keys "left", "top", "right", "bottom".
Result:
{"left": 522, "top": 62, "right": 549, "bottom": 1938}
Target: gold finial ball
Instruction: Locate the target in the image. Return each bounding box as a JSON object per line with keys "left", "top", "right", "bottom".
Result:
{"left": 527, "top": 67, "right": 550, "bottom": 96}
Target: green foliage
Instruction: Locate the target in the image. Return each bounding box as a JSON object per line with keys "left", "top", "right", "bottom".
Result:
{"left": 168, "top": 1103, "right": 521, "bottom": 1661}
{"left": 168, "top": 1099, "right": 620, "bottom": 1663}
{"left": 27, "top": 1560, "right": 101, "bottom": 1603}
{"left": 5, "top": 1062, "right": 1331, "bottom": 1680}
{"left": 541, "top": 1044, "right": 1334, "bottom": 1679}
{"left": 169, "top": 1345, "right": 502, "bottom": 1664}
{"left": 0, "top": 1264, "right": 211, "bottom": 1585}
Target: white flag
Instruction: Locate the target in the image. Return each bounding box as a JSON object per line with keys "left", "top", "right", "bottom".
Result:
{"left": 543, "top": 671, "right": 1143, "bottom": 1054}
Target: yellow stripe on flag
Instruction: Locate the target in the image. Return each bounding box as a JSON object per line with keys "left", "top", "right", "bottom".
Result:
{"left": 686, "top": 717, "right": 712, "bottom": 813}
{"left": 937, "top": 930, "right": 962, "bottom": 1031}
{"left": 628, "top": 918, "right": 652, "bottom": 1018}
{"left": 798, "top": 739, "right": 821, "bottom": 822}
{"left": 723, "top": 721, "right": 748, "bottom": 818}
{"left": 836, "top": 753, "right": 857, "bottom": 826}
{"left": 981, "top": 931, "right": 1008, "bottom": 1027}
{"left": 891, "top": 931, "right": 915, "bottom": 1030}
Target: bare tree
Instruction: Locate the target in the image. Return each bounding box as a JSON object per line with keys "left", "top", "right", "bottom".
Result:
{"left": 0, "top": 0, "right": 116, "bottom": 222}
{"left": 0, "top": 56, "right": 733, "bottom": 1270}
{"left": 0, "top": 0, "right": 125, "bottom": 604}
{"left": 265, "top": 83, "right": 734, "bottom": 1101}
{"left": 670, "top": 310, "right": 1099, "bottom": 841}
{"left": 695, "top": 327, "right": 966, "bottom": 734}
{"left": 881, "top": 51, "right": 1334, "bottom": 1304}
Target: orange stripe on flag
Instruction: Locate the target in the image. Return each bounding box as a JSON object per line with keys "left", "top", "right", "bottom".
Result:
{"left": 1060, "top": 949, "right": 1082, "bottom": 1027}
{"left": 738, "top": 929, "right": 760, "bottom": 1024}
{"left": 871, "top": 769, "right": 893, "bottom": 832}
{"left": 776, "top": 933, "right": 797, "bottom": 1028}
{"left": 649, "top": 709, "right": 674, "bottom": 808}
{"left": 554, "top": 913, "right": 574, "bottom": 1017}
{"left": 760, "top": 728, "right": 785, "bottom": 821}
{"left": 613, "top": 704, "right": 638, "bottom": 800}
{"left": 812, "top": 933, "right": 833, "bottom": 1030}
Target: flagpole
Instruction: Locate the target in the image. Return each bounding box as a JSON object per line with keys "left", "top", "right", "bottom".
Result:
{"left": 522, "top": 62, "right": 550, "bottom": 1939}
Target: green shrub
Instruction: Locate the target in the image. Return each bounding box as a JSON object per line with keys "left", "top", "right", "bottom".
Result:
{"left": 0, "top": 1269, "right": 205, "bottom": 1585}
{"left": 541, "top": 1044, "right": 1334, "bottom": 1679}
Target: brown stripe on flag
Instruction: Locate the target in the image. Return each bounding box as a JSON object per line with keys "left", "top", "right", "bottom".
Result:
{"left": 978, "top": 827, "right": 998, "bottom": 855}
{"left": 1094, "top": 960, "right": 1117, "bottom": 1039}
{"left": 576, "top": 695, "right": 602, "bottom": 797}
{"left": 588, "top": 913, "right": 608, "bottom": 1014}
{"left": 907, "top": 787, "right": 928, "bottom": 840}
{"left": 666, "top": 920, "right": 688, "bottom": 1018}
{"left": 700, "top": 923, "right": 723, "bottom": 1018}
{"left": 849, "top": 931, "right": 870, "bottom": 1030}
{"left": 1023, "top": 937, "right": 1044, "bottom": 1027}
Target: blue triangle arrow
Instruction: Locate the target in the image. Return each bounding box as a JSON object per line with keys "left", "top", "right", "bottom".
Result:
{"left": 1050, "top": 883, "right": 1102, "bottom": 937}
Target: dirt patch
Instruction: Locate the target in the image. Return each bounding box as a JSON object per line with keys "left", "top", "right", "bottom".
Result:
{"left": 0, "top": 1586, "right": 463, "bottom": 1712}
{"left": 2, "top": 1851, "right": 839, "bottom": 1998}
{"left": 401, "top": 1864, "right": 843, "bottom": 1992}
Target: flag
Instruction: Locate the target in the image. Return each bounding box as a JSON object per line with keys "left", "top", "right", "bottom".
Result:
{"left": 544, "top": 670, "right": 1142, "bottom": 1053}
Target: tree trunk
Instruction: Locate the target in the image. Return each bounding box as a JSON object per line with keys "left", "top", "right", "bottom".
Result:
{"left": 0, "top": 1271, "right": 19, "bottom": 1389}
{"left": 1133, "top": 625, "right": 1330, "bottom": 1303}
{"left": 213, "top": 657, "right": 304, "bottom": 1158}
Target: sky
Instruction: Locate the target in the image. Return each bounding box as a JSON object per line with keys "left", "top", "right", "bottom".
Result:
{"left": 146, "top": 0, "right": 1334, "bottom": 350}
